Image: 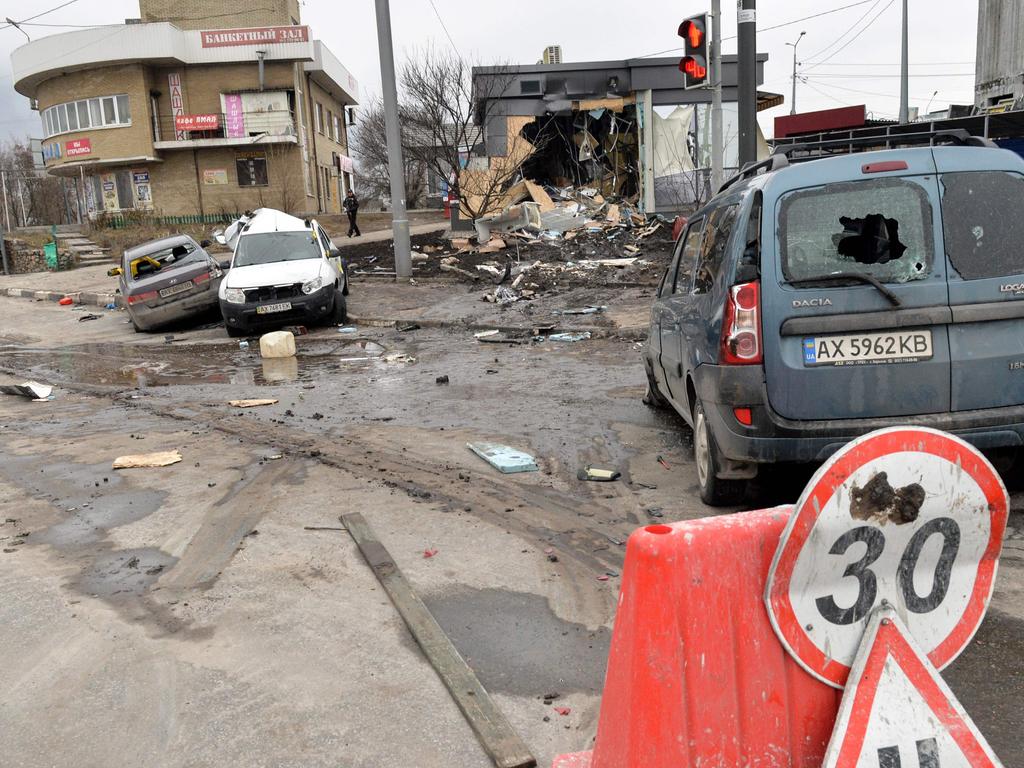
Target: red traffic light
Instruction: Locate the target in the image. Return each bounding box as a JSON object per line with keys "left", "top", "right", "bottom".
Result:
{"left": 680, "top": 55, "right": 707, "bottom": 80}
{"left": 679, "top": 19, "right": 704, "bottom": 48}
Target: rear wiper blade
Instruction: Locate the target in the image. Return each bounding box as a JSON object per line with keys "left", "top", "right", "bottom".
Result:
{"left": 789, "top": 272, "right": 903, "bottom": 307}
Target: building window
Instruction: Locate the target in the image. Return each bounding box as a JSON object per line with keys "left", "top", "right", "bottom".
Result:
{"left": 236, "top": 151, "right": 269, "bottom": 187}
{"left": 326, "top": 109, "right": 333, "bottom": 140}
{"left": 41, "top": 94, "right": 131, "bottom": 138}
{"left": 315, "top": 102, "right": 324, "bottom": 134}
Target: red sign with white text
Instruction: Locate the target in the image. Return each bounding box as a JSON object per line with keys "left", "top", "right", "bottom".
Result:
{"left": 65, "top": 138, "right": 92, "bottom": 157}
{"left": 175, "top": 114, "right": 220, "bottom": 132}
{"left": 200, "top": 26, "right": 309, "bottom": 48}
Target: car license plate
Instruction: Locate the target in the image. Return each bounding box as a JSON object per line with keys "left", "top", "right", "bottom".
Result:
{"left": 803, "top": 330, "right": 933, "bottom": 367}
{"left": 256, "top": 302, "right": 292, "bottom": 315}
{"left": 159, "top": 281, "right": 193, "bottom": 298}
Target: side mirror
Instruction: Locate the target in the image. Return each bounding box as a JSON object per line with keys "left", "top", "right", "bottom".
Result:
{"left": 214, "top": 234, "right": 228, "bottom": 246}
{"left": 218, "top": 260, "right": 231, "bottom": 270}
{"left": 330, "top": 246, "right": 341, "bottom": 258}
{"left": 200, "top": 239, "right": 212, "bottom": 248}
{"left": 107, "top": 267, "right": 123, "bottom": 277}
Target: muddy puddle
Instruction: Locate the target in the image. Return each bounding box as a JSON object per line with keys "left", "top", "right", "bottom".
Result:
{"left": 0, "top": 338, "right": 406, "bottom": 389}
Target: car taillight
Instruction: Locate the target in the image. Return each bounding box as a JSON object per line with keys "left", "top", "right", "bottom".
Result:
{"left": 195, "top": 271, "right": 211, "bottom": 284}
{"left": 720, "top": 281, "right": 762, "bottom": 365}
{"left": 127, "top": 290, "right": 158, "bottom": 305}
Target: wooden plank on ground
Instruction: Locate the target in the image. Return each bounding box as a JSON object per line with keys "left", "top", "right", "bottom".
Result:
{"left": 341, "top": 512, "right": 537, "bottom": 768}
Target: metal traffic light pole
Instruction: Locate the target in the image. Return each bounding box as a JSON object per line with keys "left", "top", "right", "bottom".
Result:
{"left": 898, "top": 0, "right": 909, "bottom": 123}
{"left": 373, "top": 0, "right": 412, "bottom": 281}
{"left": 737, "top": 0, "right": 757, "bottom": 167}
{"left": 710, "top": 0, "right": 723, "bottom": 193}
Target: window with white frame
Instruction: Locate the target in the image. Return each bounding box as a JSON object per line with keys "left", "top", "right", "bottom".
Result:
{"left": 40, "top": 95, "right": 132, "bottom": 138}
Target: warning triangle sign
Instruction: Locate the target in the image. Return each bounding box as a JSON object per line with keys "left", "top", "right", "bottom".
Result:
{"left": 823, "top": 606, "right": 1003, "bottom": 768}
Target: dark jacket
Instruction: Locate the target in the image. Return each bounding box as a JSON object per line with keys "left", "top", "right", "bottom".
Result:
{"left": 343, "top": 195, "right": 359, "bottom": 214}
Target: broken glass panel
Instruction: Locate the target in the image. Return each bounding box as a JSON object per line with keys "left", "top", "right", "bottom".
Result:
{"left": 779, "top": 178, "right": 934, "bottom": 284}
{"left": 941, "top": 171, "right": 1024, "bottom": 280}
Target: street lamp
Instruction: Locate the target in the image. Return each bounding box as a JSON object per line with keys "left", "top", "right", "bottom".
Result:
{"left": 5, "top": 17, "right": 30, "bottom": 42}
{"left": 786, "top": 31, "right": 806, "bottom": 115}
{"left": 925, "top": 90, "right": 939, "bottom": 115}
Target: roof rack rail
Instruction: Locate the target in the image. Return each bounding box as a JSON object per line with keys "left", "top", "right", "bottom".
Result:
{"left": 773, "top": 128, "right": 997, "bottom": 158}
{"left": 718, "top": 154, "right": 790, "bottom": 194}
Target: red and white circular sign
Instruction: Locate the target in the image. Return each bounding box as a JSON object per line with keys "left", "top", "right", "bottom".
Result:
{"left": 765, "top": 427, "right": 1008, "bottom": 689}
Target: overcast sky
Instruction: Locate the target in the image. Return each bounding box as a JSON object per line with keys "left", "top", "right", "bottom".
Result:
{"left": 0, "top": 0, "right": 980, "bottom": 144}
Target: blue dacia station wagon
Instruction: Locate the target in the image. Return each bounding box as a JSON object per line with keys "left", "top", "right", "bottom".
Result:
{"left": 644, "top": 129, "right": 1024, "bottom": 505}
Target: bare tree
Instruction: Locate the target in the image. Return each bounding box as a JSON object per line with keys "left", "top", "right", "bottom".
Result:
{"left": 350, "top": 48, "right": 538, "bottom": 220}
{"left": 349, "top": 99, "right": 428, "bottom": 207}
{"left": 0, "top": 139, "right": 71, "bottom": 227}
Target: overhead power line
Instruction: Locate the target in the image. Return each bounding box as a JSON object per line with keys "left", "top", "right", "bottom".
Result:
{"left": 425, "top": 0, "right": 460, "bottom": 55}
{"left": 801, "top": 0, "right": 897, "bottom": 73}
{"left": 634, "top": 0, "right": 878, "bottom": 59}
{"left": 801, "top": 77, "right": 974, "bottom": 102}
{"left": 801, "top": 0, "right": 884, "bottom": 62}
{"left": 0, "top": 0, "right": 83, "bottom": 30}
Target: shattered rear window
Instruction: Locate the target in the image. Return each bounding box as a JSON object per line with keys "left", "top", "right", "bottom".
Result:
{"left": 779, "top": 178, "right": 934, "bottom": 284}
{"left": 941, "top": 171, "right": 1024, "bottom": 280}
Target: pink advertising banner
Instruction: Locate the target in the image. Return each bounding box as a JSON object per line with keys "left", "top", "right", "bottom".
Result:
{"left": 224, "top": 95, "right": 245, "bottom": 139}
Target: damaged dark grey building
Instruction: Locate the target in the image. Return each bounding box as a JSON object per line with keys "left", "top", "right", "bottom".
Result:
{"left": 471, "top": 56, "right": 780, "bottom": 213}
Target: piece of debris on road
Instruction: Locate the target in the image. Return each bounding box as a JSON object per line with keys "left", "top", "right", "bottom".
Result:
{"left": 467, "top": 442, "right": 539, "bottom": 474}
{"left": 112, "top": 450, "right": 183, "bottom": 469}
{"left": 0, "top": 381, "right": 54, "bottom": 401}
{"left": 228, "top": 399, "right": 279, "bottom": 408}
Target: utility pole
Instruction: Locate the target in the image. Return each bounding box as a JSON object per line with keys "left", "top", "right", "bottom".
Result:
{"left": 737, "top": 0, "right": 757, "bottom": 166}
{"left": 373, "top": 0, "right": 412, "bottom": 281}
{"left": 710, "top": 0, "right": 723, "bottom": 192}
{"left": 787, "top": 31, "right": 806, "bottom": 116}
{"left": 898, "top": 0, "right": 909, "bottom": 123}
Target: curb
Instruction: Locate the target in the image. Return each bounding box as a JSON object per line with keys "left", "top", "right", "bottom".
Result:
{"left": 2, "top": 286, "right": 121, "bottom": 308}
{"left": 0, "top": 285, "right": 645, "bottom": 340}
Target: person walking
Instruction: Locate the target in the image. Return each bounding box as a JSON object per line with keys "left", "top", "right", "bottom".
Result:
{"left": 343, "top": 190, "right": 361, "bottom": 238}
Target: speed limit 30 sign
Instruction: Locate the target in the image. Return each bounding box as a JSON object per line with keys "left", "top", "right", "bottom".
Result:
{"left": 765, "top": 427, "right": 1008, "bottom": 688}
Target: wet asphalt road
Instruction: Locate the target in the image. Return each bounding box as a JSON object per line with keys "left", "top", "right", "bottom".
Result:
{"left": 1, "top": 295, "right": 1022, "bottom": 765}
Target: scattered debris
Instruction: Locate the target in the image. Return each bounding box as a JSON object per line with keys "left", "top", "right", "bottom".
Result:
{"left": 304, "top": 525, "right": 347, "bottom": 532}
{"left": 467, "top": 442, "right": 539, "bottom": 474}
{"left": 265, "top": 453, "right": 283, "bottom": 461}
{"left": 555, "top": 305, "right": 607, "bottom": 315}
{"left": 596, "top": 575, "right": 610, "bottom": 582}
{"left": 396, "top": 323, "right": 421, "bottom": 332}
{"left": 553, "top": 707, "right": 572, "bottom": 717}
{"left": 228, "top": 399, "right": 278, "bottom": 408}
{"left": 0, "top": 381, "right": 53, "bottom": 401}
{"left": 112, "top": 450, "right": 183, "bottom": 469}
{"left": 474, "top": 329, "right": 501, "bottom": 339}
{"left": 646, "top": 507, "right": 664, "bottom": 518}
{"left": 383, "top": 352, "right": 416, "bottom": 364}
{"left": 436, "top": 375, "right": 450, "bottom": 385}
{"left": 78, "top": 313, "right": 101, "bottom": 322}
{"left": 577, "top": 466, "right": 621, "bottom": 482}
{"left": 282, "top": 325, "right": 308, "bottom": 336}
{"left": 657, "top": 455, "right": 671, "bottom": 470}
{"left": 548, "top": 332, "right": 591, "bottom": 343}
{"left": 423, "top": 548, "right": 439, "bottom": 558}
{"left": 338, "top": 326, "right": 358, "bottom": 334}
{"left": 58, "top": 296, "right": 74, "bottom": 306}
{"left": 238, "top": 340, "right": 250, "bottom": 350}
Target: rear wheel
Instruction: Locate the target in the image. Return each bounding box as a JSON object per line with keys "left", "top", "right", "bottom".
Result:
{"left": 693, "top": 399, "right": 747, "bottom": 507}
{"left": 331, "top": 290, "right": 348, "bottom": 324}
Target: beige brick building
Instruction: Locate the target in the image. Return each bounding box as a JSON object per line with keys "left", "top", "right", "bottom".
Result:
{"left": 10, "top": 0, "right": 357, "bottom": 221}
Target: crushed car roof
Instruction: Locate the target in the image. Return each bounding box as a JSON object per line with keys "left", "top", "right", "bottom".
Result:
{"left": 241, "top": 209, "right": 310, "bottom": 236}
{"left": 125, "top": 234, "right": 199, "bottom": 259}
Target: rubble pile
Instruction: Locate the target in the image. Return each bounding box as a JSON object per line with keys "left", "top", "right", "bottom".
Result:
{"left": 345, "top": 182, "right": 678, "bottom": 298}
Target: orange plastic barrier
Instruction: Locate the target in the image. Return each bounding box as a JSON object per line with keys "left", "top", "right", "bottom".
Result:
{"left": 553, "top": 508, "right": 841, "bottom": 768}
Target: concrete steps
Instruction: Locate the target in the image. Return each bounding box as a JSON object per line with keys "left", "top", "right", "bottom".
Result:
{"left": 56, "top": 232, "right": 115, "bottom": 267}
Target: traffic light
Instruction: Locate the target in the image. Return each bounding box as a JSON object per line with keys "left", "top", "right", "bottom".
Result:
{"left": 679, "top": 13, "right": 709, "bottom": 89}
